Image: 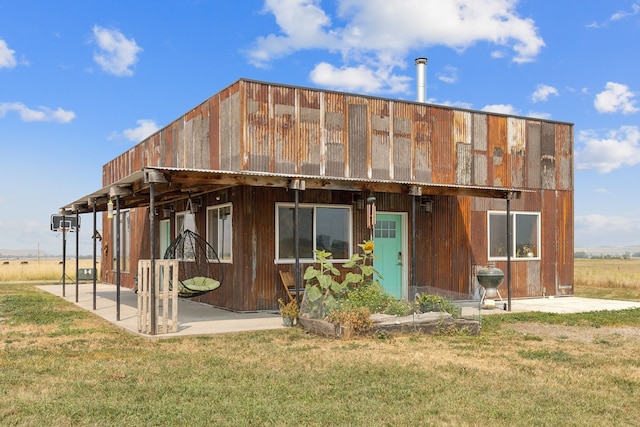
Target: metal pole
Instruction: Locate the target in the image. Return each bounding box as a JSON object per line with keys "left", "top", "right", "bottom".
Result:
{"left": 294, "top": 187, "right": 300, "bottom": 303}
{"left": 92, "top": 200, "right": 97, "bottom": 310}
{"left": 149, "top": 182, "right": 157, "bottom": 335}
{"left": 62, "top": 214, "right": 66, "bottom": 297}
{"left": 411, "top": 195, "right": 417, "bottom": 300}
{"left": 506, "top": 197, "right": 512, "bottom": 311}
{"left": 116, "top": 195, "right": 121, "bottom": 321}
{"left": 75, "top": 211, "right": 79, "bottom": 303}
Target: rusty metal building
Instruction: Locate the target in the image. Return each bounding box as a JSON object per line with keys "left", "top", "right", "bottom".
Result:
{"left": 63, "top": 78, "right": 573, "bottom": 312}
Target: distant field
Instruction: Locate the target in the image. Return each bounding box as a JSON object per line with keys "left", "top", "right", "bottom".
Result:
{"left": 574, "top": 258, "right": 640, "bottom": 301}
{"left": 0, "top": 258, "right": 99, "bottom": 282}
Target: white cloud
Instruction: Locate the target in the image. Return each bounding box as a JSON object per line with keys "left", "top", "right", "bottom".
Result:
{"left": 248, "top": 0, "right": 544, "bottom": 94}
{"left": 610, "top": 2, "right": 640, "bottom": 21}
{"left": 594, "top": 82, "right": 639, "bottom": 114}
{"left": 92, "top": 26, "right": 143, "bottom": 76}
{"left": 531, "top": 84, "right": 558, "bottom": 103}
{"left": 576, "top": 214, "right": 638, "bottom": 233}
{"left": 437, "top": 65, "right": 458, "bottom": 84}
{"left": 481, "top": 104, "right": 519, "bottom": 115}
{"left": 0, "top": 38, "right": 17, "bottom": 69}
{"left": 0, "top": 102, "right": 76, "bottom": 123}
{"left": 576, "top": 126, "right": 640, "bottom": 173}
{"left": 122, "top": 119, "right": 159, "bottom": 142}
{"left": 526, "top": 111, "right": 551, "bottom": 120}
{"left": 309, "top": 62, "right": 410, "bottom": 93}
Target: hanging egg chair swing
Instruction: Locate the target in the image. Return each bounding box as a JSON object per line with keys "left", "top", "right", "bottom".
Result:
{"left": 163, "top": 199, "right": 224, "bottom": 298}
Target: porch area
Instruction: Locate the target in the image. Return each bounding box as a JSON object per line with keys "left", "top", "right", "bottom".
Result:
{"left": 38, "top": 283, "right": 640, "bottom": 339}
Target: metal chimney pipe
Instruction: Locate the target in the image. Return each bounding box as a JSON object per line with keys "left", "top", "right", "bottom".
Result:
{"left": 415, "top": 57, "right": 428, "bottom": 103}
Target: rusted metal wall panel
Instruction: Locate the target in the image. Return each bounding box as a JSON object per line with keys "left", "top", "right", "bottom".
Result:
{"left": 413, "top": 104, "right": 431, "bottom": 182}
{"left": 454, "top": 110, "right": 472, "bottom": 185}
{"left": 540, "top": 121, "right": 556, "bottom": 190}
{"left": 472, "top": 113, "right": 488, "bottom": 197}
{"left": 299, "top": 89, "right": 321, "bottom": 175}
{"left": 393, "top": 102, "right": 412, "bottom": 181}
{"left": 370, "top": 98, "right": 390, "bottom": 179}
{"left": 557, "top": 190, "right": 574, "bottom": 294}
{"left": 324, "top": 92, "right": 347, "bottom": 177}
{"left": 556, "top": 123, "right": 573, "bottom": 191}
{"left": 245, "top": 81, "right": 272, "bottom": 172}
{"left": 208, "top": 95, "right": 220, "bottom": 170}
{"left": 526, "top": 121, "right": 541, "bottom": 189}
{"left": 272, "top": 85, "right": 297, "bottom": 173}
{"left": 347, "top": 97, "right": 368, "bottom": 179}
{"left": 451, "top": 196, "right": 472, "bottom": 296}
{"left": 508, "top": 117, "right": 526, "bottom": 188}
{"left": 219, "top": 83, "right": 241, "bottom": 171}
{"left": 487, "top": 115, "right": 508, "bottom": 187}
{"left": 540, "top": 189, "right": 558, "bottom": 295}
{"left": 430, "top": 107, "right": 454, "bottom": 183}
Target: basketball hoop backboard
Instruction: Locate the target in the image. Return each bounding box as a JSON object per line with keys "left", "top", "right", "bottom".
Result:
{"left": 51, "top": 214, "right": 80, "bottom": 232}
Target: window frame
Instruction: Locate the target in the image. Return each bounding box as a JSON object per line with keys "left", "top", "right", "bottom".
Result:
{"left": 487, "top": 210, "right": 541, "bottom": 261}
{"left": 206, "top": 203, "right": 233, "bottom": 263}
{"left": 275, "top": 203, "right": 353, "bottom": 264}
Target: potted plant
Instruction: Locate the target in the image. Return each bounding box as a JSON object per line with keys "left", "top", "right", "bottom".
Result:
{"left": 278, "top": 298, "right": 300, "bottom": 326}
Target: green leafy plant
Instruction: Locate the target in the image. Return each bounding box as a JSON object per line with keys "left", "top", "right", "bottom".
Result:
{"left": 383, "top": 298, "right": 413, "bottom": 316}
{"left": 302, "top": 250, "right": 344, "bottom": 318}
{"left": 416, "top": 293, "right": 460, "bottom": 317}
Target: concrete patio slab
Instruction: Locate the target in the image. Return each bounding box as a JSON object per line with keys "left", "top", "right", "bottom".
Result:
{"left": 38, "top": 283, "right": 284, "bottom": 338}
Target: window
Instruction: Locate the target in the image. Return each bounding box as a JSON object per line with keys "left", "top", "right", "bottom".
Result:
{"left": 488, "top": 211, "right": 540, "bottom": 260}
{"left": 276, "top": 204, "right": 351, "bottom": 262}
{"left": 207, "top": 204, "right": 232, "bottom": 262}
{"left": 112, "top": 210, "right": 131, "bottom": 272}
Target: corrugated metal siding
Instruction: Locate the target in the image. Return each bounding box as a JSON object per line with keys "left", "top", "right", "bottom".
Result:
{"left": 454, "top": 110, "right": 472, "bottom": 185}
{"left": 487, "top": 115, "right": 508, "bottom": 187}
{"left": 209, "top": 95, "right": 220, "bottom": 170}
{"left": 347, "top": 96, "right": 368, "bottom": 179}
{"left": 324, "top": 92, "right": 347, "bottom": 177}
{"left": 219, "top": 83, "right": 241, "bottom": 171}
{"left": 508, "top": 117, "right": 526, "bottom": 188}
{"left": 413, "top": 104, "right": 431, "bottom": 182}
{"left": 557, "top": 190, "right": 574, "bottom": 295}
{"left": 430, "top": 107, "right": 454, "bottom": 183}
{"left": 393, "top": 102, "right": 412, "bottom": 181}
{"left": 541, "top": 121, "right": 556, "bottom": 190}
{"left": 245, "top": 81, "right": 272, "bottom": 172}
{"left": 370, "top": 98, "right": 390, "bottom": 179}
{"left": 299, "top": 89, "right": 321, "bottom": 175}
{"left": 526, "top": 121, "right": 541, "bottom": 189}
{"left": 472, "top": 113, "right": 488, "bottom": 190}
{"left": 556, "top": 123, "right": 573, "bottom": 191}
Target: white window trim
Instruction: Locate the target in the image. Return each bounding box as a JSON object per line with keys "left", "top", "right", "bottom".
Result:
{"left": 487, "top": 210, "right": 541, "bottom": 262}
{"left": 275, "top": 203, "right": 353, "bottom": 264}
{"left": 206, "top": 203, "right": 233, "bottom": 264}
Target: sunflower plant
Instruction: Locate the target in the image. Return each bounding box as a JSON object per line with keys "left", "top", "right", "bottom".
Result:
{"left": 341, "top": 240, "right": 382, "bottom": 290}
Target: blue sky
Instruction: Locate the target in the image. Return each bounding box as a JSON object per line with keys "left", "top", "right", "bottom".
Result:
{"left": 1, "top": 0, "right": 639, "bottom": 256}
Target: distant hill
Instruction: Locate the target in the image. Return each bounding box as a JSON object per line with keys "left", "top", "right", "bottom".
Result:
{"left": 575, "top": 245, "right": 640, "bottom": 257}
{"left": 0, "top": 248, "right": 53, "bottom": 258}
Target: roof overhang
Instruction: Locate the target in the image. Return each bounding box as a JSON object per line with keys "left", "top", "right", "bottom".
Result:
{"left": 61, "top": 166, "right": 527, "bottom": 214}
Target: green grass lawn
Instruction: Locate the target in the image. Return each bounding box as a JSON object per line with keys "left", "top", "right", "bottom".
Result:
{"left": 2, "top": 281, "right": 640, "bottom": 426}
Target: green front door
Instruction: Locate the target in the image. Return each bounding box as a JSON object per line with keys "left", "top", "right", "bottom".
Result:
{"left": 374, "top": 213, "right": 404, "bottom": 299}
